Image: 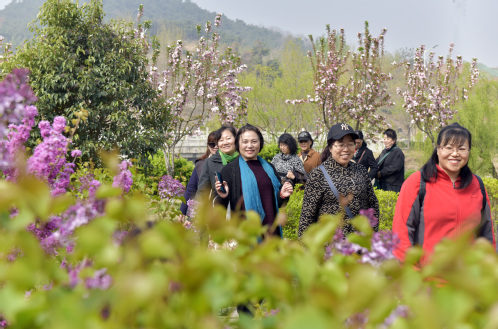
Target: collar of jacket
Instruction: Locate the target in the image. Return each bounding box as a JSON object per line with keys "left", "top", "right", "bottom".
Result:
{"left": 435, "top": 164, "right": 462, "bottom": 184}
{"left": 300, "top": 148, "right": 317, "bottom": 160}
{"left": 323, "top": 156, "right": 353, "bottom": 171}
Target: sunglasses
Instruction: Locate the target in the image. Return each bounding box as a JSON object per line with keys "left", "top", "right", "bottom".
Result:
{"left": 208, "top": 142, "right": 217, "bottom": 148}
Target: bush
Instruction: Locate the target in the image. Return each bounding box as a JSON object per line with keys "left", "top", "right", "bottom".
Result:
{"left": 375, "top": 188, "right": 399, "bottom": 231}
{"left": 283, "top": 184, "right": 304, "bottom": 240}
{"left": 259, "top": 143, "right": 280, "bottom": 162}
{"left": 148, "top": 149, "right": 194, "bottom": 187}
{"left": 483, "top": 177, "right": 498, "bottom": 223}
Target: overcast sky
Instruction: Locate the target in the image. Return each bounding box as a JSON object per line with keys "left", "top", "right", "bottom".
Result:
{"left": 192, "top": 0, "right": 498, "bottom": 68}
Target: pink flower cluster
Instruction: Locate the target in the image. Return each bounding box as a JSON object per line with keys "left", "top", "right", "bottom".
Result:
{"left": 397, "top": 44, "right": 479, "bottom": 144}
{"left": 287, "top": 23, "right": 392, "bottom": 135}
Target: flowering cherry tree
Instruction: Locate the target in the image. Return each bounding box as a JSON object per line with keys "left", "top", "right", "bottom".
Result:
{"left": 397, "top": 43, "right": 479, "bottom": 146}
{"left": 287, "top": 22, "right": 393, "bottom": 136}
{"left": 149, "top": 14, "right": 251, "bottom": 175}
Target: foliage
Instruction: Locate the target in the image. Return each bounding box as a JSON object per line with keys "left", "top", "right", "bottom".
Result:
{"left": 258, "top": 143, "right": 280, "bottom": 162}
{"left": 149, "top": 13, "right": 251, "bottom": 175}
{"left": 288, "top": 22, "right": 393, "bottom": 138}
{"left": 241, "top": 38, "right": 316, "bottom": 138}
{"left": 1, "top": 0, "right": 169, "bottom": 165}
{"left": 457, "top": 79, "right": 498, "bottom": 178}
{"left": 397, "top": 44, "right": 479, "bottom": 146}
{"left": 148, "top": 149, "right": 194, "bottom": 187}
{"left": 375, "top": 188, "right": 399, "bottom": 231}
{"left": 282, "top": 183, "right": 304, "bottom": 240}
{"left": 483, "top": 177, "right": 498, "bottom": 223}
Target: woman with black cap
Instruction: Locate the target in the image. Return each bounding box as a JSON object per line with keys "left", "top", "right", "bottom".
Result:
{"left": 297, "top": 131, "right": 321, "bottom": 174}
{"left": 298, "top": 123, "right": 379, "bottom": 238}
{"left": 352, "top": 130, "right": 378, "bottom": 179}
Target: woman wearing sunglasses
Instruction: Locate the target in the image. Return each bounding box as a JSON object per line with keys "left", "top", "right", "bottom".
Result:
{"left": 179, "top": 130, "right": 218, "bottom": 221}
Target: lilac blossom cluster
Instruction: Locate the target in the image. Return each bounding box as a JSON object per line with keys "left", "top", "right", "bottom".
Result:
{"left": 397, "top": 43, "right": 478, "bottom": 145}
{"left": 62, "top": 259, "right": 112, "bottom": 290}
{"left": 158, "top": 174, "right": 185, "bottom": 200}
{"left": 286, "top": 24, "right": 393, "bottom": 136}
{"left": 325, "top": 209, "right": 399, "bottom": 267}
{"left": 0, "top": 68, "right": 37, "bottom": 139}
{"left": 186, "top": 198, "right": 199, "bottom": 218}
{"left": 112, "top": 160, "right": 133, "bottom": 193}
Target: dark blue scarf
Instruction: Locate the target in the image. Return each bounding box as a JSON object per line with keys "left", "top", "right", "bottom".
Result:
{"left": 239, "top": 156, "right": 282, "bottom": 237}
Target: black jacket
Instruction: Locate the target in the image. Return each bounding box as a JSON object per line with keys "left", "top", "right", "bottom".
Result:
{"left": 198, "top": 151, "right": 224, "bottom": 198}
{"left": 352, "top": 143, "right": 378, "bottom": 179}
{"left": 376, "top": 144, "right": 405, "bottom": 188}
{"left": 217, "top": 157, "right": 286, "bottom": 212}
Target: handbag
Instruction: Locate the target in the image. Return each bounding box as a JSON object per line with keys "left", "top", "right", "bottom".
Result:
{"left": 318, "top": 165, "right": 354, "bottom": 219}
{"left": 373, "top": 147, "right": 396, "bottom": 189}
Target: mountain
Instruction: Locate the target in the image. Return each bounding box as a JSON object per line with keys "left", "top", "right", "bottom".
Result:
{"left": 0, "top": 0, "right": 293, "bottom": 57}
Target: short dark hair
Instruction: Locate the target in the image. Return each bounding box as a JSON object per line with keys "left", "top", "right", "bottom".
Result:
{"left": 356, "top": 130, "right": 364, "bottom": 140}
{"left": 278, "top": 133, "right": 298, "bottom": 155}
{"left": 383, "top": 128, "right": 397, "bottom": 141}
{"left": 421, "top": 123, "right": 473, "bottom": 189}
{"left": 216, "top": 125, "right": 237, "bottom": 141}
{"left": 235, "top": 124, "right": 264, "bottom": 152}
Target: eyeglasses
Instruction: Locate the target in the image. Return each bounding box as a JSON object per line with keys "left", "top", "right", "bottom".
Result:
{"left": 333, "top": 143, "right": 355, "bottom": 150}
{"left": 208, "top": 142, "right": 217, "bottom": 148}
{"left": 439, "top": 145, "right": 469, "bottom": 155}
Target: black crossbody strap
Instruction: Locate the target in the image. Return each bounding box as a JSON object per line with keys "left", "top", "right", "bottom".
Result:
{"left": 319, "top": 165, "right": 354, "bottom": 219}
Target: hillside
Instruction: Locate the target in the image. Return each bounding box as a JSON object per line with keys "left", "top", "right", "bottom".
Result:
{"left": 0, "top": 0, "right": 293, "bottom": 57}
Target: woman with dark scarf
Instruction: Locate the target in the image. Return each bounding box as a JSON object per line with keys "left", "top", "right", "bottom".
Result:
{"left": 375, "top": 128, "right": 405, "bottom": 192}
{"left": 198, "top": 126, "right": 238, "bottom": 199}
{"left": 352, "top": 130, "right": 378, "bottom": 179}
{"left": 271, "top": 133, "right": 307, "bottom": 185}
{"left": 215, "top": 124, "right": 293, "bottom": 237}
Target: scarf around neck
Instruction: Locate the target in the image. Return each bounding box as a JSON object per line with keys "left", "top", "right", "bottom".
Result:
{"left": 219, "top": 151, "right": 239, "bottom": 165}
{"left": 239, "top": 156, "right": 282, "bottom": 237}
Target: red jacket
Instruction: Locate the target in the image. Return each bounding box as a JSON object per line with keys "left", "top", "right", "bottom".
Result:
{"left": 392, "top": 166, "right": 496, "bottom": 264}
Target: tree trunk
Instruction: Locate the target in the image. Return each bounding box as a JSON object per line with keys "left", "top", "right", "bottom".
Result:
{"left": 163, "top": 145, "right": 175, "bottom": 176}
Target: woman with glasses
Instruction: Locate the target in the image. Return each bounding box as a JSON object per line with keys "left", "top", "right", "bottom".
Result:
{"left": 392, "top": 123, "right": 495, "bottom": 264}
{"left": 375, "top": 128, "right": 405, "bottom": 192}
{"left": 179, "top": 130, "right": 218, "bottom": 221}
{"left": 298, "top": 123, "right": 379, "bottom": 238}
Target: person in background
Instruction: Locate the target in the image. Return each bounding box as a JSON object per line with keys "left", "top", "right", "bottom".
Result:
{"left": 198, "top": 126, "right": 238, "bottom": 199}
{"left": 271, "top": 133, "right": 307, "bottom": 185}
{"left": 297, "top": 130, "right": 321, "bottom": 174}
{"left": 375, "top": 128, "right": 405, "bottom": 192}
{"left": 352, "top": 130, "right": 378, "bottom": 179}
{"left": 392, "top": 123, "right": 496, "bottom": 265}
{"left": 298, "top": 123, "right": 379, "bottom": 238}
{"left": 179, "top": 130, "right": 218, "bottom": 222}
{"left": 215, "top": 124, "right": 293, "bottom": 237}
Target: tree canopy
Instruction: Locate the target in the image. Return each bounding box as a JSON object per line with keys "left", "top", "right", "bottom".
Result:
{"left": 1, "top": 0, "right": 169, "bottom": 164}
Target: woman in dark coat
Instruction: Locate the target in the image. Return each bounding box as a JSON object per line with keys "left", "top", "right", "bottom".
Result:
{"left": 271, "top": 133, "right": 307, "bottom": 185}
{"left": 215, "top": 124, "right": 293, "bottom": 237}
{"left": 298, "top": 123, "right": 379, "bottom": 238}
{"left": 375, "top": 128, "right": 405, "bottom": 192}
{"left": 352, "top": 130, "right": 378, "bottom": 179}
{"left": 179, "top": 130, "right": 218, "bottom": 221}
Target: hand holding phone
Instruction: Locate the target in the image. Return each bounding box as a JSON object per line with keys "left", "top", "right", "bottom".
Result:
{"left": 215, "top": 171, "right": 226, "bottom": 193}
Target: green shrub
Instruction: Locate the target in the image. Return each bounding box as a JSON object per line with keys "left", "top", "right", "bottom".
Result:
{"left": 259, "top": 143, "right": 280, "bottom": 162}
{"left": 405, "top": 169, "right": 416, "bottom": 180}
{"left": 375, "top": 188, "right": 399, "bottom": 231}
{"left": 173, "top": 157, "right": 195, "bottom": 187}
{"left": 483, "top": 177, "right": 498, "bottom": 223}
{"left": 282, "top": 184, "right": 304, "bottom": 240}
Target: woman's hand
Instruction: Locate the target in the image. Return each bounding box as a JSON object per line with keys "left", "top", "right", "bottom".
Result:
{"left": 286, "top": 170, "right": 295, "bottom": 180}
{"left": 215, "top": 176, "right": 229, "bottom": 198}
{"left": 280, "top": 182, "right": 294, "bottom": 198}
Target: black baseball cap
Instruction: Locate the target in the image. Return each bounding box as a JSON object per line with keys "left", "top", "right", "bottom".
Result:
{"left": 327, "top": 123, "right": 359, "bottom": 142}
{"left": 297, "top": 131, "right": 313, "bottom": 142}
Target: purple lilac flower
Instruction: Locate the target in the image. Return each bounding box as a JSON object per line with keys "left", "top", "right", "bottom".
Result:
{"left": 85, "top": 268, "right": 112, "bottom": 290}
{"left": 112, "top": 160, "right": 133, "bottom": 193}
{"left": 78, "top": 173, "right": 101, "bottom": 199}
{"left": 71, "top": 149, "right": 82, "bottom": 158}
{"left": 380, "top": 305, "right": 410, "bottom": 328}
{"left": 158, "top": 175, "right": 185, "bottom": 199}
{"left": 0, "top": 314, "right": 9, "bottom": 328}
{"left": 360, "top": 208, "right": 378, "bottom": 228}
{"left": 186, "top": 199, "right": 199, "bottom": 218}
{"left": 112, "top": 230, "right": 129, "bottom": 245}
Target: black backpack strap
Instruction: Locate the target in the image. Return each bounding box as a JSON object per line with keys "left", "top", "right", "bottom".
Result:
{"left": 418, "top": 170, "right": 426, "bottom": 208}
{"left": 474, "top": 174, "right": 487, "bottom": 216}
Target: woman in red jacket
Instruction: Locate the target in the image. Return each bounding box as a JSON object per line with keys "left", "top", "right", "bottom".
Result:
{"left": 392, "top": 123, "right": 496, "bottom": 264}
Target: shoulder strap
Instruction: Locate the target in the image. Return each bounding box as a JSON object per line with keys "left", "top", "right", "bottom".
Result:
{"left": 418, "top": 170, "right": 426, "bottom": 208}
{"left": 318, "top": 165, "right": 354, "bottom": 219}
{"left": 377, "top": 146, "right": 395, "bottom": 166}
{"left": 358, "top": 150, "right": 366, "bottom": 164}
{"left": 474, "top": 174, "right": 487, "bottom": 215}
